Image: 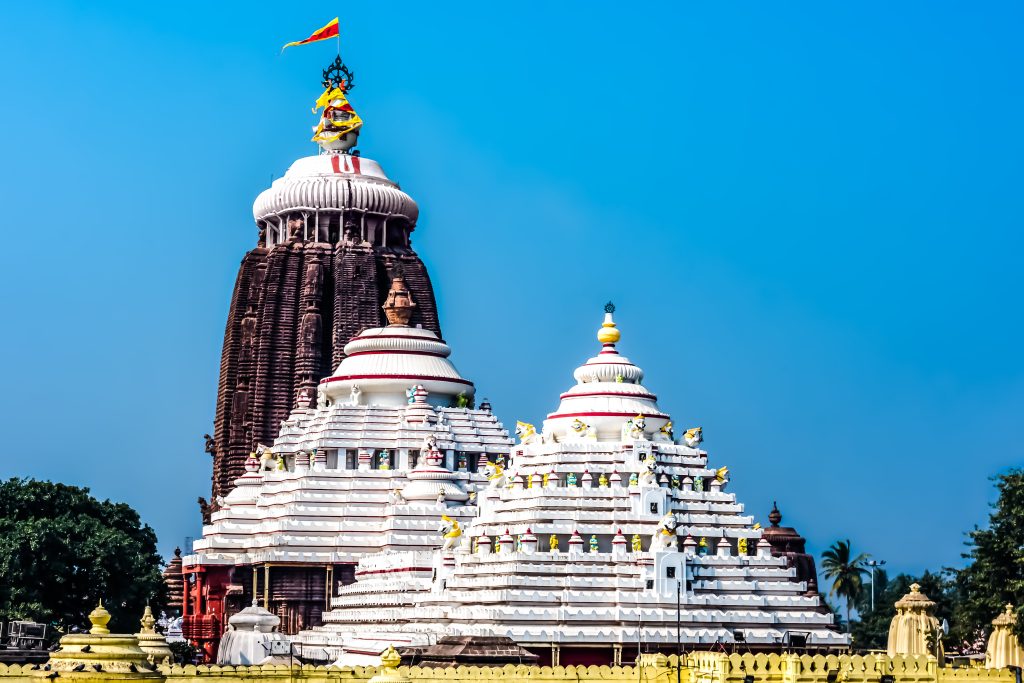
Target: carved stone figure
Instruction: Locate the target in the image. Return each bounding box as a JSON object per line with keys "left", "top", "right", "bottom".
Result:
{"left": 650, "top": 513, "right": 679, "bottom": 552}
{"left": 638, "top": 460, "right": 658, "bottom": 487}
{"left": 439, "top": 515, "right": 461, "bottom": 551}
{"left": 484, "top": 462, "right": 506, "bottom": 488}
{"left": 621, "top": 414, "right": 646, "bottom": 441}
{"left": 515, "top": 421, "right": 541, "bottom": 445}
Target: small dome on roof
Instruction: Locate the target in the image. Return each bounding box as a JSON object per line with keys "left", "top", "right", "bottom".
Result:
{"left": 544, "top": 306, "right": 669, "bottom": 440}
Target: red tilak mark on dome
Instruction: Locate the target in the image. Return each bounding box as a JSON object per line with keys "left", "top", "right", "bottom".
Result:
{"left": 330, "top": 155, "right": 361, "bottom": 174}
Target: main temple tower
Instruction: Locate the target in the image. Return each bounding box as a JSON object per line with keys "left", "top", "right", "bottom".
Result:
{"left": 205, "top": 57, "right": 441, "bottom": 513}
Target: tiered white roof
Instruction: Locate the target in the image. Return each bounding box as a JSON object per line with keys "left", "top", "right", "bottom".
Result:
{"left": 295, "top": 308, "right": 848, "bottom": 663}
{"left": 184, "top": 282, "right": 513, "bottom": 570}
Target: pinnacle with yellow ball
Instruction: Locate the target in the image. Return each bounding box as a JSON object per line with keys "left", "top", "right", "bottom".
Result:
{"left": 597, "top": 301, "right": 621, "bottom": 344}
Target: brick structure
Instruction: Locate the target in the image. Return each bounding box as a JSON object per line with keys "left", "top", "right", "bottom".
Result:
{"left": 206, "top": 238, "right": 440, "bottom": 512}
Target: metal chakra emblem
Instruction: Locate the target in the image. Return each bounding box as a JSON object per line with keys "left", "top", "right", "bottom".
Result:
{"left": 322, "top": 55, "right": 355, "bottom": 92}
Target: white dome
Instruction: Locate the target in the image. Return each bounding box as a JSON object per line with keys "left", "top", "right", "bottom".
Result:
{"left": 252, "top": 153, "right": 418, "bottom": 224}
{"left": 320, "top": 326, "right": 474, "bottom": 407}
{"left": 544, "top": 314, "right": 669, "bottom": 440}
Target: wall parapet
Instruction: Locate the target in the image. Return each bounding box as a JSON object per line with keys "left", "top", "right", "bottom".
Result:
{"left": 0, "top": 653, "right": 1014, "bottom": 683}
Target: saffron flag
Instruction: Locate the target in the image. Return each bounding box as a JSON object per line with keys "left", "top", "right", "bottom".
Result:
{"left": 282, "top": 18, "right": 340, "bottom": 51}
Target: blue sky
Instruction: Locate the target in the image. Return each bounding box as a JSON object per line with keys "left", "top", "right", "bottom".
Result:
{"left": 1, "top": 2, "right": 1021, "bottom": 584}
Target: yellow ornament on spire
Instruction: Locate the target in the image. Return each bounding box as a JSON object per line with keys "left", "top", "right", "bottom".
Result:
{"left": 597, "top": 302, "right": 621, "bottom": 344}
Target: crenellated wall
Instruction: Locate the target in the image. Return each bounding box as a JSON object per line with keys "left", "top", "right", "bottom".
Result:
{"left": 0, "top": 653, "right": 1015, "bottom": 683}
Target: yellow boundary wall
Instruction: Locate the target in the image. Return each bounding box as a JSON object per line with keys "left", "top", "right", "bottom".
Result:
{"left": 0, "top": 653, "right": 1014, "bottom": 683}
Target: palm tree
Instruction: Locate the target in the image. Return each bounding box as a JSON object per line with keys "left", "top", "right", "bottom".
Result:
{"left": 821, "top": 539, "right": 870, "bottom": 631}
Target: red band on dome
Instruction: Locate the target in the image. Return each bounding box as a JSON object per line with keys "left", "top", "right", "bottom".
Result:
{"left": 320, "top": 374, "right": 474, "bottom": 386}
{"left": 349, "top": 333, "right": 446, "bottom": 343}
{"left": 558, "top": 390, "right": 658, "bottom": 401}
{"left": 345, "top": 350, "right": 448, "bottom": 359}
{"left": 546, "top": 411, "right": 668, "bottom": 419}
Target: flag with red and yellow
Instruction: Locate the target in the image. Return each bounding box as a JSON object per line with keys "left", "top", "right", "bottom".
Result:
{"left": 282, "top": 18, "right": 339, "bottom": 51}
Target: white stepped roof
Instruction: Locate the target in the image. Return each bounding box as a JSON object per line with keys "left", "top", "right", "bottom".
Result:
{"left": 297, "top": 310, "right": 848, "bottom": 661}
{"left": 185, "top": 320, "right": 513, "bottom": 570}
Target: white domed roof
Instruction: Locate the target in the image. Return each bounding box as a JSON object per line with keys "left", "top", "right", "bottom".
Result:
{"left": 544, "top": 309, "right": 669, "bottom": 440}
{"left": 252, "top": 153, "right": 418, "bottom": 224}
{"left": 320, "top": 325, "right": 474, "bottom": 408}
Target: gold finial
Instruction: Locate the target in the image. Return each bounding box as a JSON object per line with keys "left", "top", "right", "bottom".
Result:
{"left": 382, "top": 276, "right": 416, "bottom": 326}
{"left": 379, "top": 645, "right": 402, "bottom": 669}
{"left": 89, "top": 600, "right": 111, "bottom": 635}
{"left": 139, "top": 605, "right": 156, "bottom": 634}
{"left": 597, "top": 302, "right": 621, "bottom": 344}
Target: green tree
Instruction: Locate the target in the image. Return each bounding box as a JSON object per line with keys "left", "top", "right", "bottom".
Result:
{"left": 0, "top": 478, "right": 166, "bottom": 634}
{"left": 952, "top": 469, "right": 1024, "bottom": 644}
{"left": 821, "top": 539, "right": 870, "bottom": 631}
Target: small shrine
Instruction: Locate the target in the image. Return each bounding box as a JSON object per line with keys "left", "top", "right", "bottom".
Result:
{"left": 986, "top": 604, "right": 1023, "bottom": 669}
{"left": 47, "top": 601, "right": 162, "bottom": 677}
{"left": 887, "top": 583, "right": 943, "bottom": 657}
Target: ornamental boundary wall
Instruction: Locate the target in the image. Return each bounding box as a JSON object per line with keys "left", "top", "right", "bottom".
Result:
{"left": 0, "top": 653, "right": 1015, "bottom": 683}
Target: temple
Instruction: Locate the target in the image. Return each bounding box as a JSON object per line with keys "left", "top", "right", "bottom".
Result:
{"left": 182, "top": 52, "right": 846, "bottom": 666}
{"left": 205, "top": 56, "right": 443, "bottom": 513}
{"left": 183, "top": 275, "right": 513, "bottom": 657}
{"left": 287, "top": 307, "right": 847, "bottom": 665}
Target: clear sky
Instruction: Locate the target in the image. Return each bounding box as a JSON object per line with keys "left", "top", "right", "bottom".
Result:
{"left": 1, "top": 2, "right": 1021, "bottom": 583}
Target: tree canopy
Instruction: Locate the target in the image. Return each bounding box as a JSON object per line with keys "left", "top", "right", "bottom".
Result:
{"left": 953, "top": 469, "right": 1024, "bottom": 643}
{"left": 0, "top": 478, "right": 166, "bottom": 634}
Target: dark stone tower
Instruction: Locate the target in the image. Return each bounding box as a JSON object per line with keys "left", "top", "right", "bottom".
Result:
{"left": 203, "top": 59, "right": 441, "bottom": 515}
